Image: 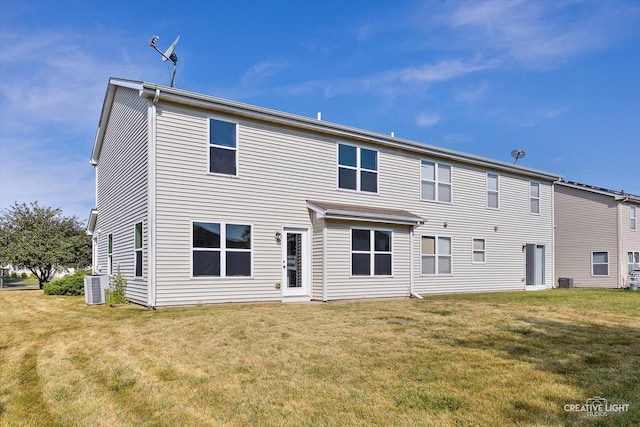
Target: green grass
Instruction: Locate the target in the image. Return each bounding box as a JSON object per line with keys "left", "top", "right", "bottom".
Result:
{"left": 1, "top": 288, "right": 638, "bottom": 426}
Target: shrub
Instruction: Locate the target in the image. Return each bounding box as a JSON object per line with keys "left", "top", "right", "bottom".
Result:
{"left": 20, "top": 272, "right": 28, "bottom": 279}
{"left": 11, "top": 272, "right": 17, "bottom": 278}
{"left": 43, "top": 269, "right": 92, "bottom": 296}
{"left": 106, "top": 273, "right": 127, "bottom": 305}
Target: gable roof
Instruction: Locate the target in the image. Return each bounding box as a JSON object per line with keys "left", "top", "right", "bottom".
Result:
{"left": 91, "top": 77, "right": 563, "bottom": 183}
{"left": 556, "top": 180, "right": 640, "bottom": 204}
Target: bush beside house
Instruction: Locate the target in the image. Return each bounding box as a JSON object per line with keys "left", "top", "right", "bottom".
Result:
{"left": 43, "top": 269, "right": 92, "bottom": 296}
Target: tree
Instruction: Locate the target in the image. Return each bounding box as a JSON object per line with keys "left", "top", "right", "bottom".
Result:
{"left": 0, "top": 202, "right": 92, "bottom": 288}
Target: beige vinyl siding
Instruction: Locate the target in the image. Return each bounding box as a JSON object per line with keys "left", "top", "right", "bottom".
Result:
{"left": 412, "top": 165, "right": 554, "bottom": 294}
{"left": 152, "top": 102, "right": 556, "bottom": 305}
{"left": 554, "top": 185, "right": 618, "bottom": 288}
{"left": 95, "top": 87, "right": 149, "bottom": 304}
{"left": 311, "top": 216, "right": 325, "bottom": 301}
{"left": 324, "top": 221, "right": 411, "bottom": 300}
{"left": 619, "top": 202, "right": 640, "bottom": 287}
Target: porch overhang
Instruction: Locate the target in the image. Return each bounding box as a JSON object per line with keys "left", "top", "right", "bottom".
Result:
{"left": 86, "top": 208, "right": 98, "bottom": 235}
{"left": 307, "top": 200, "right": 426, "bottom": 226}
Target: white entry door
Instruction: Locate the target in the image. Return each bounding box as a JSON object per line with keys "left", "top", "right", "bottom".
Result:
{"left": 282, "top": 229, "right": 309, "bottom": 297}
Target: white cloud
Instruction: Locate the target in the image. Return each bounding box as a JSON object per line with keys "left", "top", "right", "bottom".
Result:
{"left": 440, "top": 0, "right": 640, "bottom": 68}
{"left": 241, "top": 60, "right": 288, "bottom": 86}
{"left": 416, "top": 112, "right": 441, "bottom": 127}
{"left": 455, "top": 82, "right": 491, "bottom": 104}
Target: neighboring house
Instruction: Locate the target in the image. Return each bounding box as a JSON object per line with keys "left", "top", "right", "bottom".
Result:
{"left": 87, "top": 78, "right": 562, "bottom": 307}
{"left": 554, "top": 181, "right": 640, "bottom": 288}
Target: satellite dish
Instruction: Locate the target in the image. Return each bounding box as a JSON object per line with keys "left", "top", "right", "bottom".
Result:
{"left": 511, "top": 149, "right": 526, "bottom": 164}
{"left": 148, "top": 35, "right": 180, "bottom": 87}
{"left": 162, "top": 36, "right": 180, "bottom": 62}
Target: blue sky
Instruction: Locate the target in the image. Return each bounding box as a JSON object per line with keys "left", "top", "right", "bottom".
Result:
{"left": 1, "top": 0, "right": 639, "bottom": 222}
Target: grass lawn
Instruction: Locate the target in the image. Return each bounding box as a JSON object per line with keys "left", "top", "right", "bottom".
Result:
{"left": 1, "top": 289, "right": 638, "bottom": 426}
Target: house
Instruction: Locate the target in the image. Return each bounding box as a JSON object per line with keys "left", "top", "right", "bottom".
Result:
{"left": 554, "top": 181, "right": 640, "bottom": 288}
{"left": 87, "top": 78, "right": 562, "bottom": 307}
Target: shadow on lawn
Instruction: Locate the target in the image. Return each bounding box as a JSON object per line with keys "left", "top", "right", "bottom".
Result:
{"left": 452, "top": 317, "right": 640, "bottom": 426}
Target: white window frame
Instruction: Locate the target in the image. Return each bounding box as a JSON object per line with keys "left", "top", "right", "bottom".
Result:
{"left": 134, "top": 222, "right": 143, "bottom": 278}
{"left": 208, "top": 117, "right": 239, "bottom": 177}
{"left": 591, "top": 251, "right": 609, "bottom": 277}
{"left": 487, "top": 173, "right": 499, "bottom": 209}
{"left": 191, "top": 221, "right": 253, "bottom": 278}
{"left": 628, "top": 251, "right": 640, "bottom": 274}
{"left": 420, "top": 160, "right": 452, "bottom": 203}
{"left": 336, "top": 143, "right": 378, "bottom": 193}
{"left": 530, "top": 181, "right": 540, "bottom": 215}
{"left": 421, "top": 235, "right": 452, "bottom": 275}
{"left": 107, "top": 234, "right": 113, "bottom": 275}
{"left": 472, "top": 238, "right": 486, "bottom": 264}
{"left": 631, "top": 206, "right": 637, "bottom": 231}
{"left": 349, "top": 227, "right": 393, "bottom": 277}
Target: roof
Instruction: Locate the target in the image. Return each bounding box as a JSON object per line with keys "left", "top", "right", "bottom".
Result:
{"left": 556, "top": 180, "right": 640, "bottom": 204}
{"left": 91, "top": 78, "right": 563, "bottom": 183}
{"left": 307, "top": 200, "right": 426, "bottom": 225}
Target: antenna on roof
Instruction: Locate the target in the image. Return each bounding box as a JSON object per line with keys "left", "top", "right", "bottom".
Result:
{"left": 511, "top": 149, "right": 526, "bottom": 164}
{"left": 148, "top": 35, "right": 180, "bottom": 87}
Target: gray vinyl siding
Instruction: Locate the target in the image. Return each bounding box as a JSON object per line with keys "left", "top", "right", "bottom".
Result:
{"left": 95, "top": 87, "right": 149, "bottom": 304}
{"left": 554, "top": 185, "right": 618, "bottom": 288}
{"left": 149, "top": 102, "right": 555, "bottom": 304}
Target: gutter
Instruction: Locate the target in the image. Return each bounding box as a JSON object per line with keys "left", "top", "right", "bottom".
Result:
{"left": 410, "top": 226, "right": 423, "bottom": 299}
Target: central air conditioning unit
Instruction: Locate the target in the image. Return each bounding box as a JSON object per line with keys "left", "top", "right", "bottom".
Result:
{"left": 84, "top": 275, "right": 110, "bottom": 305}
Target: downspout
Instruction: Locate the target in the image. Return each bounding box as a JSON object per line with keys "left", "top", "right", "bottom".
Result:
{"left": 410, "top": 225, "right": 423, "bottom": 299}
{"left": 147, "top": 89, "right": 160, "bottom": 308}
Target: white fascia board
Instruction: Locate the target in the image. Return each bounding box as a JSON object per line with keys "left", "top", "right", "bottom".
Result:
{"left": 86, "top": 209, "right": 98, "bottom": 234}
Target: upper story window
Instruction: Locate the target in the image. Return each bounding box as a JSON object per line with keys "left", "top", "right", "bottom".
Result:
{"left": 351, "top": 228, "right": 392, "bottom": 276}
{"left": 421, "top": 235, "right": 452, "bottom": 275}
{"left": 487, "top": 173, "right": 499, "bottom": 209}
{"left": 134, "top": 222, "right": 143, "bottom": 277}
{"left": 530, "top": 182, "right": 540, "bottom": 214}
{"left": 631, "top": 206, "right": 637, "bottom": 231}
{"left": 421, "top": 160, "right": 452, "bottom": 203}
{"left": 591, "top": 251, "right": 609, "bottom": 276}
{"left": 192, "top": 222, "right": 252, "bottom": 277}
{"left": 209, "top": 118, "right": 238, "bottom": 176}
{"left": 337, "top": 144, "right": 378, "bottom": 193}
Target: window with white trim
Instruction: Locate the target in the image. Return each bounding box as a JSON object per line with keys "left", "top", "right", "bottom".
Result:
{"left": 209, "top": 118, "right": 237, "bottom": 175}
{"left": 631, "top": 206, "right": 637, "bottom": 231}
{"left": 530, "top": 182, "right": 540, "bottom": 214}
{"left": 472, "top": 238, "right": 486, "bottom": 264}
{"left": 487, "top": 173, "right": 499, "bottom": 209}
{"left": 192, "top": 222, "right": 252, "bottom": 277}
{"left": 591, "top": 251, "right": 609, "bottom": 276}
{"left": 628, "top": 251, "right": 640, "bottom": 274}
{"left": 421, "top": 235, "right": 452, "bottom": 275}
{"left": 338, "top": 144, "right": 378, "bottom": 193}
{"left": 134, "top": 223, "right": 142, "bottom": 277}
{"left": 421, "top": 160, "right": 452, "bottom": 203}
{"left": 107, "top": 234, "right": 113, "bottom": 275}
{"left": 351, "top": 229, "right": 392, "bottom": 276}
